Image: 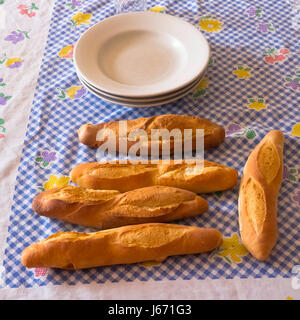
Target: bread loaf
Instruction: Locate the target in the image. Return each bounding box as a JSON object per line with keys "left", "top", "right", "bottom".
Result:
{"left": 238, "top": 130, "right": 284, "bottom": 261}
{"left": 21, "top": 223, "right": 223, "bottom": 269}
{"left": 78, "top": 114, "right": 225, "bottom": 152}
{"left": 32, "top": 185, "right": 209, "bottom": 229}
{"left": 70, "top": 160, "right": 238, "bottom": 193}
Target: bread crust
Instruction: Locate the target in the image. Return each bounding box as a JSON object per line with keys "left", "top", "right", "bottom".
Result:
{"left": 21, "top": 223, "right": 223, "bottom": 269}
{"left": 70, "top": 160, "right": 238, "bottom": 193}
{"left": 238, "top": 130, "right": 284, "bottom": 260}
{"left": 33, "top": 185, "right": 209, "bottom": 229}
{"left": 78, "top": 114, "right": 225, "bottom": 152}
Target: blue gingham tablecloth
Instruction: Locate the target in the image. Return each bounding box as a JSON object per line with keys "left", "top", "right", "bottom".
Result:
{"left": 1, "top": 0, "right": 300, "bottom": 290}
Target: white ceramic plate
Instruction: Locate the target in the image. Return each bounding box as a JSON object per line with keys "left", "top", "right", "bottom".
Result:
{"left": 77, "top": 70, "right": 205, "bottom": 103}
{"left": 79, "top": 73, "right": 202, "bottom": 107}
{"left": 74, "top": 12, "right": 210, "bottom": 98}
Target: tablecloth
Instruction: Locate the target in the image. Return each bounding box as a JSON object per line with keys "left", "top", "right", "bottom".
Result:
{"left": 0, "top": 0, "right": 299, "bottom": 299}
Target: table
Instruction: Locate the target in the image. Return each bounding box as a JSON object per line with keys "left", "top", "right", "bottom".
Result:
{"left": 0, "top": 0, "right": 299, "bottom": 300}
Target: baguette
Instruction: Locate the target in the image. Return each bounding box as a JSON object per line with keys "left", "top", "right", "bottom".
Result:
{"left": 70, "top": 160, "right": 238, "bottom": 193}
{"left": 78, "top": 114, "right": 225, "bottom": 152}
{"left": 21, "top": 223, "right": 223, "bottom": 269}
{"left": 32, "top": 185, "right": 209, "bottom": 229}
{"left": 238, "top": 130, "right": 284, "bottom": 261}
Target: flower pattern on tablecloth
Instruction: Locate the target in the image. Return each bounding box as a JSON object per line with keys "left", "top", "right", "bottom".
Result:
{"left": 283, "top": 165, "right": 299, "bottom": 183}
{"left": 284, "top": 70, "right": 300, "bottom": 91}
{"left": 214, "top": 191, "right": 223, "bottom": 198}
{"left": 66, "top": 0, "right": 83, "bottom": 10}
{"left": 291, "top": 189, "right": 300, "bottom": 207}
{"left": 42, "top": 174, "right": 70, "bottom": 191}
{"left": 58, "top": 44, "right": 74, "bottom": 59}
{"left": 5, "top": 30, "right": 30, "bottom": 44}
{"left": 140, "top": 261, "right": 162, "bottom": 267}
{"left": 198, "top": 15, "right": 223, "bottom": 32}
{"left": 0, "top": 54, "right": 24, "bottom": 69}
{"left": 18, "top": 3, "right": 39, "bottom": 18}
{"left": 0, "top": 77, "right": 12, "bottom": 106}
{"left": 35, "top": 150, "right": 57, "bottom": 168}
{"left": 0, "top": 118, "right": 6, "bottom": 139}
{"left": 150, "top": 5, "right": 165, "bottom": 13}
{"left": 226, "top": 123, "right": 256, "bottom": 140}
{"left": 34, "top": 267, "right": 48, "bottom": 278}
{"left": 257, "top": 22, "right": 275, "bottom": 33}
{"left": 263, "top": 48, "right": 290, "bottom": 65}
{"left": 56, "top": 86, "right": 86, "bottom": 99}
{"left": 0, "top": 92, "right": 11, "bottom": 105}
{"left": 0, "top": 77, "right": 5, "bottom": 87}
{"left": 193, "top": 78, "right": 208, "bottom": 98}
{"left": 245, "top": 6, "right": 263, "bottom": 18}
{"left": 5, "top": 58, "right": 23, "bottom": 69}
{"left": 291, "top": 123, "right": 300, "bottom": 137}
{"left": 247, "top": 98, "right": 267, "bottom": 110}
{"left": 216, "top": 234, "right": 248, "bottom": 264}
{"left": 233, "top": 65, "right": 251, "bottom": 78}
{"left": 70, "top": 12, "right": 91, "bottom": 26}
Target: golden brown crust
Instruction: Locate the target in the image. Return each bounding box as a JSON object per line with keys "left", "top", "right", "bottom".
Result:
{"left": 21, "top": 223, "right": 223, "bottom": 269}
{"left": 238, "top": 130, "right": 284, "bottom": 260}
{"left": 70, "top": 160, "right": 238, "bottom": 193}
{"left": 33, "top": 185, "right": 209, "bottom": 229}
{"left": 78, "top": 114, "right": 225, "bottom": 151}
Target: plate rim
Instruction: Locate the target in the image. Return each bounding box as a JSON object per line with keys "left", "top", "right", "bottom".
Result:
{"left": 79, "top": 72, "right": 203, "bottom": 107}
{"left": 76, "top": 68, "right": 205, "bottom": 102}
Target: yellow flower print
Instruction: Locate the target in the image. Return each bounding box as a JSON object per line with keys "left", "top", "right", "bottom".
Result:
{"left": 5, "top": 58, "right": 23, "bottom": 67}
{"left": 140, "top": 261, "right": 161, "bottom": 268}
{"left": 67, "top": 86, "right": 83, "bottom": 99}
{"left": 233, "top": 65, "right": 251, "bottom": 78}
{"left": 248, "top": 98, "right": 267, "bottom": 111}
{"left": 198, "top": 16, "right": 223, "bottom": 33}
{"left": 43, "top": 175, "right": 70, "bottom": 190}
{"left": 56, "top": 86, "right": 86, "bottom": 99}
{"left": 286, "top": 296, "right": 294, "bottom": 300}
{"left": 218, "top": 234, "right": 248, "bottom": 263}
{"left": 150, "top": 5, "right": 165, "bottom": 13}
{"left": 193, "top": 78, "right": 208, "bottom": 98}
{"left": 71, "top": 12, "right": 92, "bottom": 26}
{"left": 195, "top": 78, "right": 208, "bottom": 90}
{"left": 58, "top": 45, "right": 74, "bottom": 58}
{"left": 291, "top": 123, "right": 300, "bottom": 137}
{"left": 3, "top": 57, "right": 24, "bottom": 69}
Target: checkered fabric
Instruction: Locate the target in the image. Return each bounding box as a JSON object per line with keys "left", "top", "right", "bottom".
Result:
{"left": 2, "top": 0, "right": 300, "bottom": 287}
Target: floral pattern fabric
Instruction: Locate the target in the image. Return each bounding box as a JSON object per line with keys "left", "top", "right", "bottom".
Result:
{"left": 0, "top": 0, "right": 299, "bottom": 293}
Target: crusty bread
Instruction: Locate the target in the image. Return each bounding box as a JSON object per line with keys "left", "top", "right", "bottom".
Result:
{"left": 78, "top": 114, "right": 225, "bottom": 152}
{"left": 21, "top": 223, "right": 223, "bottom": 269}
{"left": 70, "top": 160, "right": 238, "bottom": 193}
{"left": 32, "top": 185, "right": 209, "bottom": 229}
{"left": 238, "top": 130, "right": 284, "bottom": 261}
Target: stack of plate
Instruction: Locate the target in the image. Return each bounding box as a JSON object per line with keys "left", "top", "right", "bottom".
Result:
{"left": 74, "top": 12, "right": 210, "bottom": 107}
